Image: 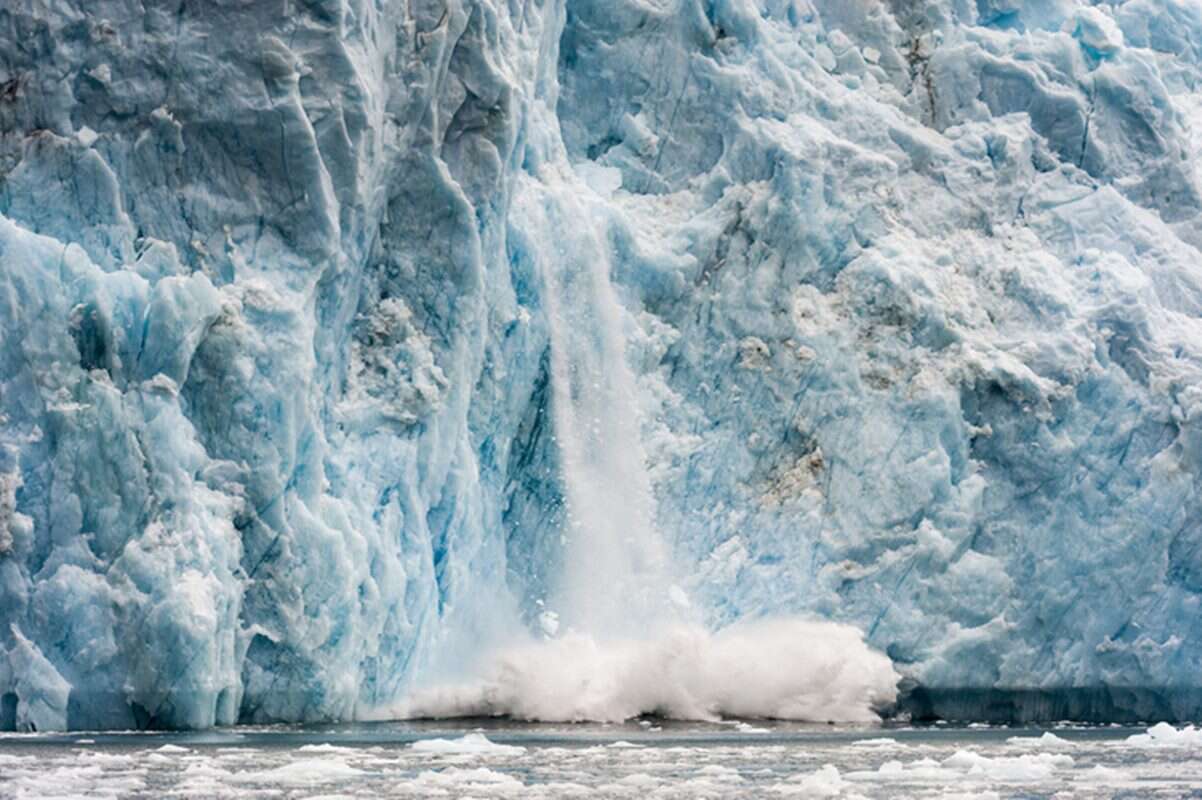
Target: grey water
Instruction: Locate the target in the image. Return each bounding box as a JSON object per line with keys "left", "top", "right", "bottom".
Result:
{"left": 3, "top": 720, "right": 1202, "bottom": 798}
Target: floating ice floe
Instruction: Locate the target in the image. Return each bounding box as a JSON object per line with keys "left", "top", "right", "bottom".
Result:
{"left": 409, "top": 733, "right": 526, "bottom": 757}
{"left": 1125, "top": 723, "right": 1202, "bottom": 747}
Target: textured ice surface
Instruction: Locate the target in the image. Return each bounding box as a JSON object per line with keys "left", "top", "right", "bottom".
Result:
{"left": 3, "top": 0, "right": 1202, "bottom": 730}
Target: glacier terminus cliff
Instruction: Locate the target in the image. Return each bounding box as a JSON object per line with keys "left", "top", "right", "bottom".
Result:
{"left": 2, "top": 0, "right": 1202, "bottom": 731}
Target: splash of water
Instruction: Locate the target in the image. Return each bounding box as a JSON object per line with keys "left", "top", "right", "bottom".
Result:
{"left": 400, "top": 617, "right": 897, "bottom": 723}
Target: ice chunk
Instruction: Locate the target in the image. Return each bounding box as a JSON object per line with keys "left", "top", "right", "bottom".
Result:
{"left": 410, "top": 767, "right": 525, "bottom": 792}
{"left": 6, "top": 628, "right": 71, "bottom": 732}
{"left": 1125, "top": 723, "right": 1202, "bottom": 747}
{"left": 1071, "top": 8, "right": 1124, "bottom": 55}
{"left": 75, "top": 127, "right": 99, "bottom": 148}
{"left": 409, "top": 733, "right": 526, "bottom": 757}
{"left": 1006, "top": 732, "right": 1074, "bottom": 750}
{"left": 575, "top": 162, "right": 623, "bottom": 198}
{"left": 940, "top": 749, "right": 1074, "bottom": 780}
{"left": 780, "top": 765, "right": 848, "bottom": 797}
{"left": 229, "top": 758, "right": 364, "bottom": 785}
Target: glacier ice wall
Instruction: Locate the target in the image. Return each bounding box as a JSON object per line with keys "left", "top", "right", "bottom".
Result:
{"left": 2, "top": 0, "right": 1202, "bottom": 730}
{"left": 0, "top": 0, "right": 564, "bottom": 730}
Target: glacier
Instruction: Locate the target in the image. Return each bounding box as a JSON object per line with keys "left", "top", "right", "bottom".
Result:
{"left": 2, "top": 0, "right": 1202, "bottom": 731}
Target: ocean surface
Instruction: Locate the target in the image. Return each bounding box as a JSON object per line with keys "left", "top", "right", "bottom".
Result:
{"left": 2, "top": 720, "right": 1201, "bottom": 798}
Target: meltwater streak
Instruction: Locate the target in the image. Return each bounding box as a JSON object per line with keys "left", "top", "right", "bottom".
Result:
{"left": 394, "top": 164, "right": 898, "bottom": 723}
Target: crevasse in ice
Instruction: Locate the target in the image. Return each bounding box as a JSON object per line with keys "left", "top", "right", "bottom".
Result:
{"left": 2, "top": 0, "right": 1202, "bottom": 730}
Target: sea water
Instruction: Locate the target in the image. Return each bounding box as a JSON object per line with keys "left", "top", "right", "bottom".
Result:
{"left": 2, "top": 721, "right": 1201, "bottom": 798}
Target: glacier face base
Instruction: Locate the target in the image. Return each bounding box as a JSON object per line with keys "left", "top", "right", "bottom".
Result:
{"left": 3, "top": 0, "right": 1202, "bottom": 730}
